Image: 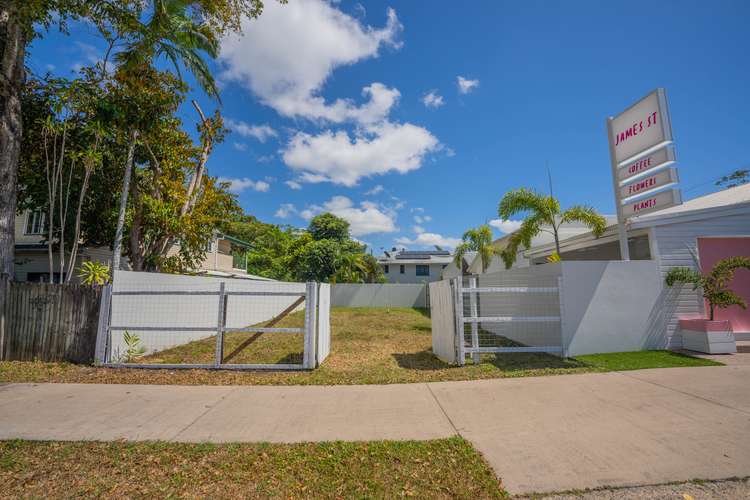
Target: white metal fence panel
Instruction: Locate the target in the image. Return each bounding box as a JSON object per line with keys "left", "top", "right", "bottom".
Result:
{"left": 98, "top": 271, "right": 318, "bottom": 370}
{"left": 429, "top": 279, "right": 456, "bottom": 364}
{"left": 454, "top": 264, "right": 564, "bottom": 364}
{"left": 316, "top": 283, "right": 331, "bottom": 365}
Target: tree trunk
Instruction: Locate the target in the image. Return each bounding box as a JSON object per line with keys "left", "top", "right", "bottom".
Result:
{"left": 112, "top": 130, "right": 138, "bottom": 273}
{"left": 0, "top": 3, "right": 25, "bottom": 278}
{"left": 553, "top": 228, "right": 561, "bottom": 256}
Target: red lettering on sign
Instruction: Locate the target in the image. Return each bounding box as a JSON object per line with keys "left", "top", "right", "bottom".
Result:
{"left": 614, "top": 111, "right": 658, "bottom": 147}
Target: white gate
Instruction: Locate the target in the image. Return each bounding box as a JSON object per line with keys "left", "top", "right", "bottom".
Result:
{"left": 95, "top": 271, "right": 330, "bottom": 370}
{"left": 431, "top": 265, "right": 564, "bottom": 365}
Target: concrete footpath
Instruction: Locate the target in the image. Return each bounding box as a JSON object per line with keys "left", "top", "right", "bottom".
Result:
{"left": 2, "top": 365, "right": 750, "bottom": 495}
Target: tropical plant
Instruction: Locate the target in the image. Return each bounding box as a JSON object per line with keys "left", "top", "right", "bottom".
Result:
{"left": 497, "top": 188, "right": 607, "bottom": 269}
{"left": 715, "top": 169, "right": 749, "bottom": 190}
{"left": 77, "top": 260, "right": 111, "bottom": 285}
{"left": 121, "top": 330, "right": 146, "bottom": 363}
{"left": 454, "top": 225, "right": 499, "bottom": 273}
{"left": 308, "top": 213, "right": 350, "bottom": 242}
{"left": 665, "top": 256, "right": 750, "bottom": 321}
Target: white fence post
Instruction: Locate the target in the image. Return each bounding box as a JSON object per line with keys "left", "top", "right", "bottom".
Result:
{"left": 214, "top": 282, "right": 226, "bottom": 367}
{"left": 469, "top": 276, "right": 480, "bottom": 364}
{"left": 454, "top": 277, "right": 465, "bottom": 366}
{"left": 303, "top": 282, "right": 317, "bottom": 369}
{"left": 94, "top": 284, "right": 112, "bottom": 365}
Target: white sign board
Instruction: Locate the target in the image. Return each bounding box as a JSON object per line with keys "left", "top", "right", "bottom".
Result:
{"left": 622, "top": 188, "right": 682, "bottom": 218}
{"left": 620, "top": 167, "right": 678, "bottom": 200}
{"left": 610, "top": 89, "right": 672, "bottom": 165}
{"left": 618, "top": 145, "right": 675, "bottom": 182}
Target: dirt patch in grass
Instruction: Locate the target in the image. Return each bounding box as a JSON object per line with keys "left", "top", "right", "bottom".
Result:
{"left": 0, "top": 437, "right": 506, "bottom": 499}
{"left": 0, "top": 308, "right": 720, "bottom": 386}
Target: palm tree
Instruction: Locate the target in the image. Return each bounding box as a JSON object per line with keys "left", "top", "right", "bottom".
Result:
{"left": 454, "top": 225, "right": 499, "bottom": 274}
{"left": 498, "top": 188, "right": 607, "bottom": 269}
{"left": 116, "top": 0, "right": 222, "bottom": 99}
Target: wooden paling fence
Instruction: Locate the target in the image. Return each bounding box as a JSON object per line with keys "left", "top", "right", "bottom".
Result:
{"left": 0, "top": 275, "right": 102, "bottom": 363}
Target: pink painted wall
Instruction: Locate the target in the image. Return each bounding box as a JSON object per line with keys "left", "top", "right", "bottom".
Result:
{"left": 698, "top": 237, "right": 750, "bottom": 332}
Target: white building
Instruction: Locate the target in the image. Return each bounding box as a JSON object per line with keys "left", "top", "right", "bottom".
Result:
{"left": 482, "top": 185, "right": 750, "bottom": 348}
{"left": 378, "top": 249, "right": 453, "bottom": 284}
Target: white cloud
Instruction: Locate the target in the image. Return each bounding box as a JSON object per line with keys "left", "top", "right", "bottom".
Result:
{"left": 421, "top": 90, "right": 444, "bottom": 108}
{"left": 489, "top": 218, "right": 523, "bottom": 234}
{"left": 365, "top": 184, "right": 384, "bottom": 195}
{"left": 233, "top": 142, "right": 248, "bottom": 151}
{"left": 218, "top": 177, "right": 270, "bottom": 193}
{"left": 412, "top": 225, "right": 425, "bottom": 234}
{"left": 299, "top": 196, "right": 397, "bottom": 236}
{"left": 413, "top": 215, "right": 432, "bottom": 224}
{"left": 396, "top": 232, "right": 461, "bottom": 249}
{"left": 275, "top": 203, "right": 297, "bottom": 218}
{"left": 457, "top": 75, "right": 480, "bottom": 94}
{"left": 282, "top": 121, "right": 439, "bottom": 186}
{"left": 285, "top": 180, "right": 302, "bottom": 190}
{"left": 220, "top": 0, "right": 402, "bottom": 124}
{"left": 225, "top": 118, "right": 278, "bottom": 143}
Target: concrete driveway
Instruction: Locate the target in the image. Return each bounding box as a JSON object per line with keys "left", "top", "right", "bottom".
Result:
{"left": 2, "top": 365, "right": 749, "bottom": 495}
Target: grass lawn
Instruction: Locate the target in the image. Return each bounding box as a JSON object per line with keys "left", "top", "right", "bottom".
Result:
{"left": 0, "top": 437, "right": 506, "bottom": 499}
{"left": 0, "top": 308, "right": 721, "bottom": 386}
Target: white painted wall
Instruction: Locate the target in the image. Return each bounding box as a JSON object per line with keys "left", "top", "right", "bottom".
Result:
{"left": 331, "top": 283, "right": 427, "bottom": 308}
{"left": 560, "top": 261, "right": 663, "bottom": 355}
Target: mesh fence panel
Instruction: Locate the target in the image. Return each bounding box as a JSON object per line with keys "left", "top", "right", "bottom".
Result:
{"left": 107, "top": 272, "right": 308, "bottom": 367}
{"left": 459, "top": 266, "right": 562, "bottom": 352}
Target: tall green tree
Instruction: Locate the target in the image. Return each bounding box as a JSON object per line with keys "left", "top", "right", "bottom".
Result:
{"left": 498, "top": 188, "right": 607, "bottom": 268}
{"left": 1, "top": 0, "right": 272, "bottom": 277}
{"left": 308, "top": 213, "right": 350, "bottom": 242}
{"left": 453, "top": 224, "right": 499, "bottom": 274}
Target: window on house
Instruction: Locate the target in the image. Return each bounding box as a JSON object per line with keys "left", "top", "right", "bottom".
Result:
{"left": 399, "top": 264, "right": 405, "bottom": 274}
{"left": 24, "top": 210, "right": 46, "bottom": 235}
{"left": 383, "top": 264, "right": 389, "bottom": 273}
{"left": 416, "top": 265, "right": 430, "bottom": 276}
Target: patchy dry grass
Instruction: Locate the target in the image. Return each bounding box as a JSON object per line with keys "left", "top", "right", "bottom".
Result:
{"left": 0, "top": 437, "right": 507, "bottom": 499}
{"left": 0, "top": 308, "right": 719, "bottom": 386}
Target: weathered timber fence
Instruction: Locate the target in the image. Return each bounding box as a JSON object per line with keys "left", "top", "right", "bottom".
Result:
{"left": 0, "top": 275, "right": 102, "bottom": 363}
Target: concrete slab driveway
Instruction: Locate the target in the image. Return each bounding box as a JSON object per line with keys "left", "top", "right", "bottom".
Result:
{"left": 2, "top": 365, "right": 750, "bottom": 495}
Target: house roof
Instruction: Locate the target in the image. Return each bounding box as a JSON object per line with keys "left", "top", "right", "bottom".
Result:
{"left": 218, "top": 233, "right": 252, "bottom": 249}
{"left": 630, "top": 183, "right": 750, "bottom": 226}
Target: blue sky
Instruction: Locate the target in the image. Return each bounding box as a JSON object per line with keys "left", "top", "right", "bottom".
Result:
{"left": 27, "top": 0, "right": 750, "bottom": 253}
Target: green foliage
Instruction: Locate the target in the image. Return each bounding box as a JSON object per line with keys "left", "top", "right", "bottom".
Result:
{"left": 121, "top": 331, "right": 146, "bottom": 363}
{"left": 77, "top": 261, "right": 110, "bottom": 285}
{"left": 665, "top": 256, "right": 750, "bottom": 320}
{"left": 295, "top": 239, "right": 341, "bottom": 282}
{"left": 454, "top": 225, "right": 499, "bottom": 273}
{"left": 498, "top": 188, "right": 607, "bottom": 268}
{"left": 546, "top": 252, "right": 561, "bottom": 263}
{"left": 308, "top": 213, "right": 350, "bottom": 242}
{"left": 226, "top": 213, "right": 383, "bottom": 283}
{"left": 715, "top": 169, "right": 749, "bottom": 189}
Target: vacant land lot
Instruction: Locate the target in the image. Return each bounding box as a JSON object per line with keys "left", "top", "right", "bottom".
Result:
{"left": 0, "top": 437, "right": 506, "bottom": 499}
{"left": 0, "top": 308, "right": 719, "bottom": 385}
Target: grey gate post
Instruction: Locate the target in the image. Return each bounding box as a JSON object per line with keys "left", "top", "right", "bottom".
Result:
{"left": 303, "top": 282, "right": 318, "bottom": 369}
{"left": 468, "top": 276, "right": 480, "bottom": 364}
{"left": 214, "top": 282, "right": 227, "bottom": 367}
{"left": 94, "top": 284, "right": 112, "bottom": 365}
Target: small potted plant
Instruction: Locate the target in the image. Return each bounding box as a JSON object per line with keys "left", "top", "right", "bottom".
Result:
{"left": 665, "top": 256, "right": 750, "bottom": 354}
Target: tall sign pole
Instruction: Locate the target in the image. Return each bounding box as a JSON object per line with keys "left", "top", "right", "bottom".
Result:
{"left": 606, "top": 117, "right": 630, "bottom": 260}
{"left": 606, "top": 88, "right": 681, "bottom": 261}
